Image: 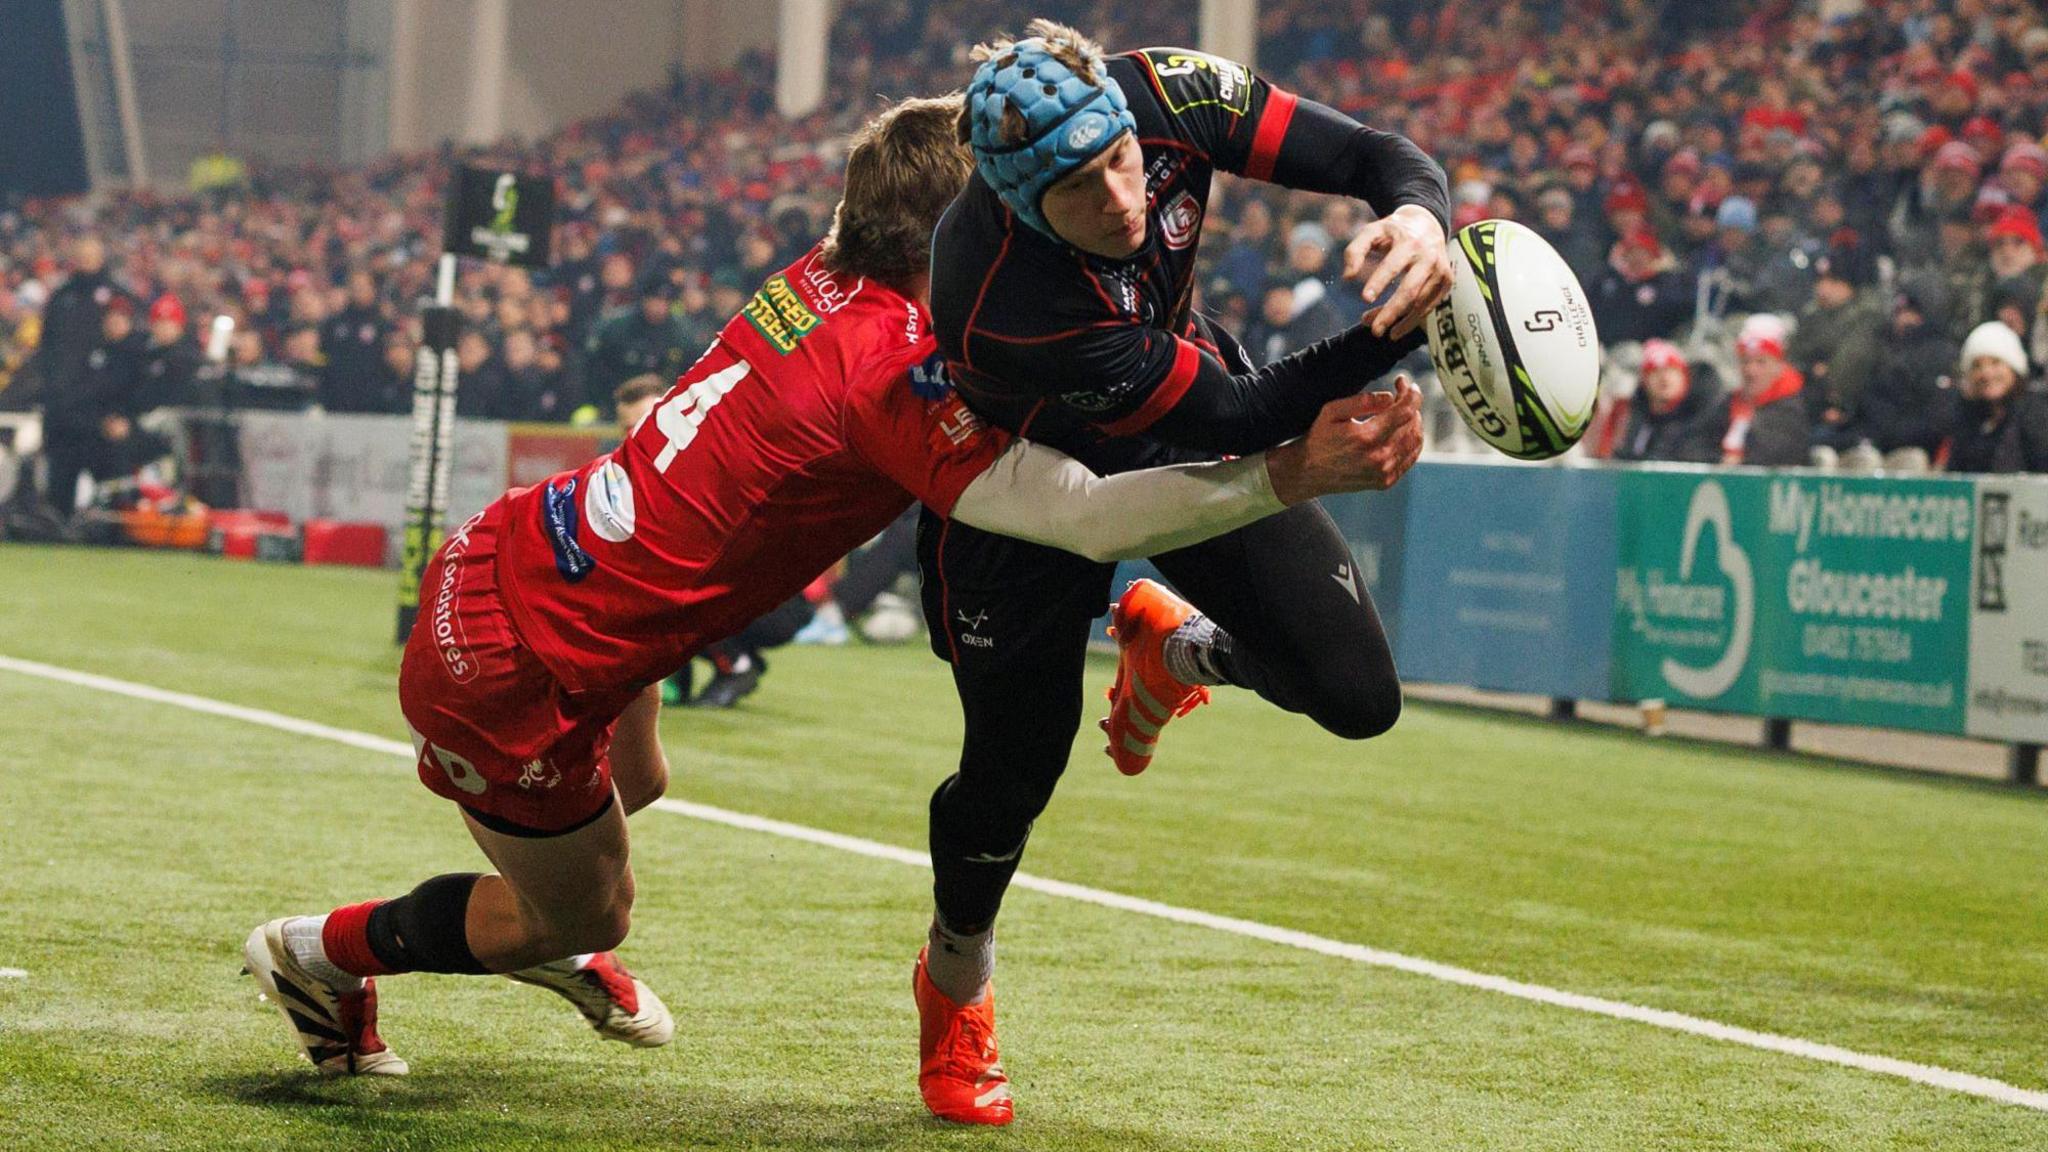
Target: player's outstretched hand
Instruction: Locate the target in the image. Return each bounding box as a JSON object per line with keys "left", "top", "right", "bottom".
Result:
{"left": 1267, "top": 376, "right": 1424, "bottom": 504}
{"left": 1345, "top": 205, "right": 1453, "bottom": 342}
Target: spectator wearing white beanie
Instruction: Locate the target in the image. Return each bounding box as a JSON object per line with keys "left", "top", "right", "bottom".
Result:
{"left": 1948, "top": 321, "right": 2048, "bottom": 473}
{"left": 1959, "top": 320, "right": 2028, "bottom": 379}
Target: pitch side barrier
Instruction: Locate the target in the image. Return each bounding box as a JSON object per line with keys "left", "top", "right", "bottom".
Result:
{"left": 166, "top": 409, "right": 2048, "bottom": 777}
{"left": 156, "top": 408, "right": 612, "bottom": 545}
{"left": 1303, "top": 460, "right": 2046, "bottom": 782}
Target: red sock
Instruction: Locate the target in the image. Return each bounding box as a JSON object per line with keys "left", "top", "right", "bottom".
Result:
{"left": 322, "top": 900, "right": 393, "bottom": 977}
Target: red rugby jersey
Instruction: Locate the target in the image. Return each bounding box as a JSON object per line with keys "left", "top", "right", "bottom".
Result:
{"left": 496, "top": 245, "right": 1004, "bottom": 694}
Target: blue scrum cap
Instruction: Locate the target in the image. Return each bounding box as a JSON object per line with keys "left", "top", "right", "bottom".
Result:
{"left": 965, "top": 35, "right": 1136, "bottom": 239}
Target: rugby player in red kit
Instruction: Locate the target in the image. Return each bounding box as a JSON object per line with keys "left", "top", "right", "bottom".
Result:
{"left": 240, "top": 94, "right": 1425, "bottom": 1081}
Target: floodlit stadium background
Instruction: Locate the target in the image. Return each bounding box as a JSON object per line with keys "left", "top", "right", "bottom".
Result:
{"left": 4, "top": 3, "right": 2048, "bottom": 1149}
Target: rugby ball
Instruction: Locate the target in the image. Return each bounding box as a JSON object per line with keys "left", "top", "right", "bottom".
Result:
{"left": 1425, "top": 219, "right": 1600, "bottom": 460}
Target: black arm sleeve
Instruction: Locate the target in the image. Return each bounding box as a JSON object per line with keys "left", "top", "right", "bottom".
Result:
{"left": 1147, "top": 326, "right": 1423, "bottom": 455}
{"left": 1128, "top": 49, "right": 1449, "bottom": 232}
{"left": 1265, "top": 95, "right": 1451, "bottom": 234}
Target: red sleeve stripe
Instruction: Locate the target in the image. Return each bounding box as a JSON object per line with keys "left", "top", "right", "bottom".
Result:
{"left": 1244, "top": 88, "right": 1299, "bottom": 182}
{"left": 1099, "top": 337, "right": 1200, "bottom": 437}
{"left": 1018, "top": 398, "right": 1048, "bottom": 437}
{"left": 961, "top": 218, "right": 1014, "bottom": 372}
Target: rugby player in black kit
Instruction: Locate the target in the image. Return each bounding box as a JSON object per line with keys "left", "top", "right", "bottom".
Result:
{"left": 907, "top": 19, "right": 1452, "bottom": 1126}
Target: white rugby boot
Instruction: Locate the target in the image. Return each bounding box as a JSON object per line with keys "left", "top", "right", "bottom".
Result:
{"left": 507, "top": 951, "right": 674, "bottom": 1047}
{"left": 242, "top": 918, "right": 408, "bottom": 1076}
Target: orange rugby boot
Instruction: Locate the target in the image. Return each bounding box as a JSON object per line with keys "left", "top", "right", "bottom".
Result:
{"left": 913, "top": 947, "right": 1013, "bottom": 1125}
{"left": 1101, "top": 578, "right": 1211, "bottom": 776}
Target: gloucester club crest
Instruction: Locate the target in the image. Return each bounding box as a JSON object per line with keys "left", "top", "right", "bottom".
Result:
{"left": 1160, "top": 190, "right": 1201, "bottom": 250}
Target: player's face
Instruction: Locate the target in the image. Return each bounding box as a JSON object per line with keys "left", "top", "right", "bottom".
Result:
{"left": 1042, "top": 133, "right": 1148, "bottom": 258}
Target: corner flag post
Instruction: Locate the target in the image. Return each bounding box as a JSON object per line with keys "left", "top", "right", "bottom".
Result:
{"left": 395, "top": 166, "right": 554, "bottom": 643}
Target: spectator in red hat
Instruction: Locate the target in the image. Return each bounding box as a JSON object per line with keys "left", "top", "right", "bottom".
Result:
{"left": 1740, "top": 79, "right": 1807, "bottom": 139}
{"left": 137, "top": 292, "right": 200, "bottom": 411}
{"left": 1986, "top": 206, "right": 2046, "bottom": 338}
{"left": 2001, "top": 142, "right": 2048, "bottom": 228}
{"left": 1962, "top": 115, "right": 2003, "bottom": 156}
{"left": 1893, "top": 140, "right": 1986, "bottom": 271}
{"left": 1655, "top": 149, "right": 1702, "bottom": 236}
{"left": 1930, "top": 141, "right": 1984, "bottom": 199}
{"left": 1936, "top": 71, "right": 1982, "bottom": 122}
{"left": 1604, "top": 180, "right": 1650, "bottom": 242}
{"left": 1594, "top": 226, "right": 1692, "bottom": 344}
{"left": 1720, "top": 316, "right": 1812, "bottom": 466}
{"left": 1561, "top": 142, "right": 1603, "bottom": 221}
{"left": 1612, "top": 338, "right": 1724, "bottom": 463}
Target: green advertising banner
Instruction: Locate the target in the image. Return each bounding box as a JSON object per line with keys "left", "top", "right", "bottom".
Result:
{"left": 1614, "top": 469, "right": 1974, "bottom": 734}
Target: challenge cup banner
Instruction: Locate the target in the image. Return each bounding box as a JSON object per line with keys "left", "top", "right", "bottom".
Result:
{"left": 442, "top": 168, "right": 555, "bottom": 267}
{"left": 1613, "top": 469, "right": 1974, "bottom": 734}
{"left": 1967, "top": 476, "right": 2048, "bottom": 743}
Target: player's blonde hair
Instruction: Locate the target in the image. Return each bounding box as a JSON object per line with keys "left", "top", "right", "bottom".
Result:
{"left": 956, "top": 19, "right": 1108, "bottom": 147}
{"left": 820, "top": 94, "right": 973, "bottom": 285}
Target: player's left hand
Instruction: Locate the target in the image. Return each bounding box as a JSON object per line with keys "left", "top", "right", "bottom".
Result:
{"left": 1345, "top": 204, "right": 1453, "bottom": 342}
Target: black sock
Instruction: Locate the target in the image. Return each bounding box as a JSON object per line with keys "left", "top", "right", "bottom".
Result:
{"left": 1163, "top": 613, "right": 1240, "bottom": 686}
{"left": 365, "top": 873, "right": 491, "bottom": 975}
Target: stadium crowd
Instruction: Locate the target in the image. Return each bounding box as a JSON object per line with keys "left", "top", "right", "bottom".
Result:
{"left": 4, "top": 0, "right": 2048, "bottom": 523}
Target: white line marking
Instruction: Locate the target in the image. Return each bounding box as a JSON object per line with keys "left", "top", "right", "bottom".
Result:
{"left": 0, "top": 968, "right": 27, "bottom": 979}
{"left": 4, "top": 651, "right": 2046, "bottom": 1114}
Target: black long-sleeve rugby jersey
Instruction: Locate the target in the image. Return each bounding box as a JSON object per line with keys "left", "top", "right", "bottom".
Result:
{"left": 930, "top": 47, "right": 1450, "bottom": 475}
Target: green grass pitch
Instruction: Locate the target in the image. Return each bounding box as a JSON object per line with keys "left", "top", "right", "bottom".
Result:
{"left": 3, "top": 542, "right": 2048, "bottom": 1150}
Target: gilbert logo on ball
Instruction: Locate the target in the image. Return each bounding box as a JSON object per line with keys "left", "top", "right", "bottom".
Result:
{"left": 1425, "top": 219, "right": 1600, "bottom": 460}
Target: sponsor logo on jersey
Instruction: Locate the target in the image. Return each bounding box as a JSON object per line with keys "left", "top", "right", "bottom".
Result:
{"left": 1059, "top": 385, "right": 1128, "bottom": 413}
{"left": 1145, "top": 149, "right": 1178, "bottom": 192}
{"left": 583, "top": 458, "right": 636, "bottom": 544}
{"left": 956, "top": 607, "right": 995, "bottom": 649}
{"left": 422, "top": 741, "right": 486, "bottom": 796}
{"left": 935, "top": 400, "right": 983, "bottom": 448}
{"left": 1160, "top": 190, "right": 1201, "bottom": 250}
{"left": 430, "top": 509, "right": 487, "bottom": 683}
{"left": 1140, "top": 50, "right": 1252, "bottom": 117}
{"left": 909, "top": 353, "right": 953, "bottom": 401}
{"left": 798, "top": 252, "right": 864, "bottom": 315}
{"left": 742, "top": 274, "right": 822, "bottom": 354}
{"left": 517, "top": 757, "right": 562, "bottom": 791}
{"left": 1103, "top": 268, "right": 1140, "bottom": 316}
{"left": 542, "top": 478, "right": 596, "bottom": 583}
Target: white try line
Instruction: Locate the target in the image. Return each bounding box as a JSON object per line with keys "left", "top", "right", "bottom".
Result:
{"left": 4, "top": 651, "right": 2046, "bottom": 1116}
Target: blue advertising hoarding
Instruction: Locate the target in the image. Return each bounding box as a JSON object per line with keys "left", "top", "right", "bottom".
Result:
{"left": 1392, "top": 462, "right": 1616, "bottom": 699}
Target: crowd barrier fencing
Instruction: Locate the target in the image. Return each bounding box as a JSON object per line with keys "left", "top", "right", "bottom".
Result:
{"left": 1300, "top": 460, "right": 2047, "bottom": 781}
{"left": 148, "top": 409, "right": 2048, "bottom": 776}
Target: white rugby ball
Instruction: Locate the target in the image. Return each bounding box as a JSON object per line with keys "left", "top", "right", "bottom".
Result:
{"left": 1425, "top": 219, "right": 1600, "bottom": 460}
